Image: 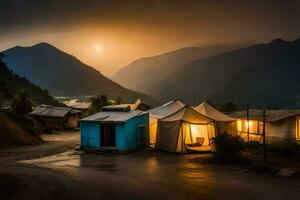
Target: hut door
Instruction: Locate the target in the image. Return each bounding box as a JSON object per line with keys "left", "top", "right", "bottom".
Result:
{"left": 101, "top": 124, "right": 116, "bottom": 146}
{"left": 138, "top": 125, "right": 146, "bottom": 145}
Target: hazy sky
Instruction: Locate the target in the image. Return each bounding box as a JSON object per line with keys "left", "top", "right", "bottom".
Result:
{"left": 1, "top": 0, "right": 300, "bottom": 76}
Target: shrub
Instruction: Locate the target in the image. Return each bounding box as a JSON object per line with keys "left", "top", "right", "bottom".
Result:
{"left": 212, "top": 132, "right": 246, "bottom": 161}
{"left": 11, "top": 90, "right": 32, "bottom": 117}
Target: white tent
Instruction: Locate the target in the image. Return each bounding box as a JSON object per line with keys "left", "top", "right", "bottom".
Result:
{"left": 194, "top": 102, "right": 236, "bottom": 134}
{"left": 147, "top": 100, "right": 186, "bottom": 144}
{"left": 156, "top": 106, "right": 215, "bottom": 153}
{"left": 193, "top": 102, "right": 236, "bottom": 121}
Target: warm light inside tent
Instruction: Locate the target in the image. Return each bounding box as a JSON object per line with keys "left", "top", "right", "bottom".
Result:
{"left": 237, "top": 120, "right": 257, "bottom": 133}
{"left": 190, "top": 124, "right": 209, "bottom": 146}
{"left": 237, "top": 120, "right": 242, "bottom": 132}
{"left": 245, "top": 120, "right": 253, "bottom": 130}
{"left": 297, "top": 119, "right": 300, "bottom": 139}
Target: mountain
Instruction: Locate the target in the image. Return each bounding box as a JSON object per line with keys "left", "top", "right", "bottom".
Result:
{"left": 150, "top": 38, "right": 300, "bottom": 109}
{"left": 112, "top": 45, "right": 242, "bottom": 95}
{"left": 2, "top": 43, "right": 154, "bottom": 104}
{"left": 208, "top": 39, "right": 300, "bottom": 109}
{"left": 0, "top": 53, "right": 58, "bottom": 106}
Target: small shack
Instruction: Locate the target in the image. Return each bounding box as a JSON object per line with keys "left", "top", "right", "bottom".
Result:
{"left": 229, "top": 109, "right": 300, "bottom": 145}
{"left": 147, "top": 99, "right": 186, "bottom": 145}
{"left": 80, "top": 105, "right": 149, "bottom": 151}
{"left": 30, "top": 105, "right": 81, "bottom": 130}
{"left": 156, "top": 106, "right": 215, "bottom": 153}
{"left": 64, "top": 99, "right": 91, "bottom": 117}
{"left": 194, "top": 102, "right": 236, "bottom": 134}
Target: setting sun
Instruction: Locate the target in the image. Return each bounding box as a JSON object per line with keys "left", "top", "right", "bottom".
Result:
{"left": 95, "top": 44, "right": 102, "bottom": 53}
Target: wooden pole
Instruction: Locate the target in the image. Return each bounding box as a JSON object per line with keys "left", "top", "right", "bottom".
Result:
{"left": 263, "top": 109, "right": 266, "bottom": 164}
{"left": 247, "top": 103, "right": 250, "bottom": 144}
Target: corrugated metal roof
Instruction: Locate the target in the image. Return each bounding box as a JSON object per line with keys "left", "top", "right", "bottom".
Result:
{"left": 229, "top": 109, "right": 300, "bottom": 122}
{"left": 80, "top": 110, "right": 145, "bottom": 123}
{"left": 64, "top": 99, "right": 91, "bottom": 110}
{"left": 30, "top": 105, "right": 80, "bottom": 117}
{"left": 102, "top": 104, "right": 131, "bottom": 112}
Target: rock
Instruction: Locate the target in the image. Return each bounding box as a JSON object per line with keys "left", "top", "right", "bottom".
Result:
{"left": 276, "top": 168, "right": 295, "bottom": 178}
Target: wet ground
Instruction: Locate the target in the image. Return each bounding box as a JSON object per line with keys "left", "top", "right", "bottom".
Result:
{"left": 0, "top": 131, "right": 300, "bottom": 200}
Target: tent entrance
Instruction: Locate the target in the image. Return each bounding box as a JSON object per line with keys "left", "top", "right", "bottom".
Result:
{"left": 189, "top": 124, "right": 210, "bottom": 146}
{"left": 101, "top": 123, "right": 116, "bottom": 147}
{"left": 181, "top": 123, "right": 215, "bottom": 152}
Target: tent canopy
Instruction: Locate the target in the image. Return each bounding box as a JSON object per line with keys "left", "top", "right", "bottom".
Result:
{"left": 193, "top": 101, "right": 236, "bottom": 121}
{"left": 147, "top": 99, "right": 186, "bottom": 119}
{"left": 156, "top": 106, "right": 215, "bottom": 153}
{"left": 161, "top": 105, "right": 213, "bottom": 124}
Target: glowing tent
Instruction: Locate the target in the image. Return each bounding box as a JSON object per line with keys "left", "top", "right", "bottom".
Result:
{"left": 194, "top": 102, "right": 236, "bottom": 134}
{"left": 194, "top": 102, "right": 236, "bottom": 121}
{"left": 147, "top": 100, "right": 186, "bottom": 145}
{"left": 156, "top": 106, "right": 215, "bottom": 153}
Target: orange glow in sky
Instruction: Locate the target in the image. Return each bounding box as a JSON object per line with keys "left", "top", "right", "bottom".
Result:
{"left": 1, "top": 1, "right": 300, "bottom": 76}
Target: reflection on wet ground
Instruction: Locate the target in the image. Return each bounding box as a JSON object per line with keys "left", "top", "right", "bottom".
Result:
{"left": 19, "top": 149, "right": 213, "bottom": 180}
{"left": 4, "top": 131, "right": 300, "bottom": 200}
{"left": 19, "top": 150, "right": 81, "bottom": 167}
{"left": 12, "top": 148, "right": 300, "bottom": 200}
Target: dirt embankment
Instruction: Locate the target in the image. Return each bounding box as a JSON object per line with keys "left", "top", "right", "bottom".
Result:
{"left": 0, "top": 112, "right": 42, "bottom": 148}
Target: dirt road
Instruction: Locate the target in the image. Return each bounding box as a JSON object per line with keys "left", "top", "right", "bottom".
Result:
{"left": 0, "top": 131, "right": 299, "bottom": 200}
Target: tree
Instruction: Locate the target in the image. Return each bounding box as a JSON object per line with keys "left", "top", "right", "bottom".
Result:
{"left": 11, "top": 90, "right": 33, "bottom": 116}
{"left": 88, "top": 95, "right": 110, "bottom": 114}
{"left": 220, "top": 102, "right": 237, "bottom": 112}
{"left": 0, "top": 80, "right": 13, "bottom": 100}
{"left": 100, "top": 95, "right": 108, "bottom": 107}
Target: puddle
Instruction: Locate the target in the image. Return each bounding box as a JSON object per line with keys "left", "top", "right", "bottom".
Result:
{"left": 19, "top": 150, "right": 80, "bottom": 168}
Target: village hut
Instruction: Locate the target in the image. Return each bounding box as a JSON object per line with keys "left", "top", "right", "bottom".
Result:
{"left": 64, "top": 99, "right": 91, "bottom": 117}
{"left": 30, "top": 105, "right": 81, "bottom": 130}
{"left": 147, "top": 99, "right": 186, "bottom": 145}
{"left": 80, "top": 105, "right": 149, "bottom": 151}
{"left": 156, "top": 106, "right": 215, "bottom": 153}
{"left": 229, "top": 109, "right": 300, "bottom": 145}
{"left": 194, "top": 102, "right": 236, "bottom": 135}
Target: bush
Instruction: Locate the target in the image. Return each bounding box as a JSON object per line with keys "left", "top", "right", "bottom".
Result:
{"left": 212, "top": 132, "right": 246, "bottom": 161}
{"left": 11, "top": 90, "right": 32, "bottom": 117}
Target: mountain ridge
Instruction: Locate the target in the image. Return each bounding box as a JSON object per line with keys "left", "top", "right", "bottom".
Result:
{"left": 2, "top": 43, "right": 155, "bottom": 104}
{"left": 0, "top": 53, "right": 59, "bottom": 106}
{"left": 156, "top": 38, "right": 300, "bottom": 108}
{"left": 112, "top": 45, "right": 243, "bottom": 95}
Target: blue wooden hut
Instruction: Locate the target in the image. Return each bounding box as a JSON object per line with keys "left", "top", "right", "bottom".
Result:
{"left": 80, "top": 105, "right": 149, "bottom": 151}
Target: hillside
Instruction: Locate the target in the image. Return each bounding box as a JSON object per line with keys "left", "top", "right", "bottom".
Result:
{"left": 112, "top": 45, "right": 241, "bottom": 95}
{"left": 0, "top": 53, "right": 58, "bottom": 106}
{"left": 0, "top": 111, "right": 42, "bottom": 148}
{"left": 153, "top": 38, "right": 300, "bottom": 109}
{"left": 2, "top": 43, "right": 154, "bottom": 104}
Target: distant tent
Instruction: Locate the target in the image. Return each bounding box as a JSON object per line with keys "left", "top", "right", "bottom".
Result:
{"left": 156, "top": 106, "right": 215, "bottom": 153}
{"left": 194, "top": 102, "right": 236, "bottom": 121}
{"left": 147, "top": 100, "right": 186, "bottom": 145}
{"left": 64, "top": 99, "right": 91, "bottom": 110}
{"left": 194, "top": 102, "right": 236, "bottom": 135}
